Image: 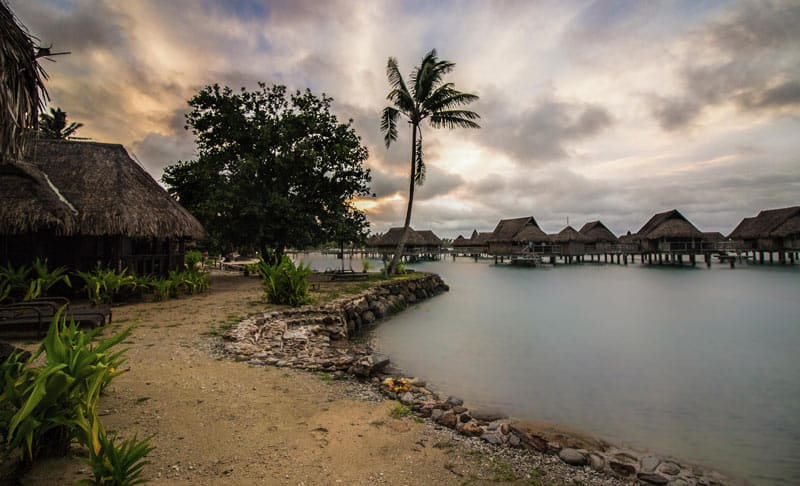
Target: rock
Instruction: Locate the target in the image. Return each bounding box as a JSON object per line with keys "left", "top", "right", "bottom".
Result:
{"left": 609, "top": 460, "right": 636, "bottom": 477}
{"left": 371, "top": 354, "right": 391, "bottom": 374}
{"left": 508, "top": 425, "right": 548, "bottom": 452}
{"left": 547, "top": 441, "right": 563, "bottom": 453}
{"left": 361, "top": 311, "right": 376, "bottom": 324}
{"left": 431, "top": 409, "right": 444, "bottom": 421}
{"left": 507, "top": 433, "right": 521, "bottom": 447}
{"left": 458, "top": 413, "right": 471, "bottom": 423}
{"left": 452, "top": 406, "right": 467, "bottom": 414}
{"left": 558, "top": 448, "right": 588, "bottom": 467}
{"left": 657, "top": 461, "right": 681, "bottom": 476}
{"left": 588, "top": 453, "right": 605, "bottom": 471}
{"left": 462, "top": 422, "right": 484, "bottom": 436}
{"left": 480, "top": 432, "right": 502, "bottom": 445}
{"left": 641, "top": 455, "right": 660, "bottom": 472}
{"left": 637, "top": 472, "right": 669, "bottom": 485}
{"left": 445, "top": 396, "right": 463, "bottom": 407}
{"left": 436, "top": 411, "right": 457, "bottom": 428}
{"left": 407, "top": 377, "right": 426, "bottom": 387}
{"left": 470, "top": 408, "right": 508, "bottom": 422}
{"left": 399, "top": 392, "right": 414, "bottom": 406}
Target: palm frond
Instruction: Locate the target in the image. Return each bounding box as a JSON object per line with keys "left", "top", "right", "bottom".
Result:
{"left": 386, "top": 88, "right": 415, "bottom": 114}
{"left": 386, "top": 57, "right": 411, "bottom": 98}
{"left": 380, "top": 106, "right": 399, "bottom": 148}
{"left": 429, "top": 110, "right": 482, "bottom": 129}
{"left": 0, "top": 1, "right": 50, "bottom": 161}
{"left": 424, "top": 85, "right": 480, "bottom": 112}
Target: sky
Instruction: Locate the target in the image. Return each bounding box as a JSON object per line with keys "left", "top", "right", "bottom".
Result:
{"left": 12, "top": 0, "right": 800, "bottom": 238}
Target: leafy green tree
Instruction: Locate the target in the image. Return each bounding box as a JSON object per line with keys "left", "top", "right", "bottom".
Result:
{"left": 380, "top": 49, "right": 480, "bottom": 274}
{"left": 163, "top": 83, "right": 372, "bottom": 260}
{"left": 39, "top": 107, "right": 83, "bottom": 139}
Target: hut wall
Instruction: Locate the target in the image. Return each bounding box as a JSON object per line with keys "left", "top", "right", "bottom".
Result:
{"left": 563, "top": 242, "right": 585, "bottom": 256}
{"left": 488, "top": 242, "right": 514, "bottom": 255}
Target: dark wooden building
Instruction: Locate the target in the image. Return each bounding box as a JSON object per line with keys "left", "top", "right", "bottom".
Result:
{"left": 0, "top": 140, "right": 204, "bottom": 275}
{"left": 366, "top": 227, "right": 443, "bottom": 258}
{"left": 486, "top": 217, "right": 550, "bottom": 255}
{"left": 729, "top": 206, "right": 800, "bottom": 264}
{"left": 579, "top": 221, "right": 619, "bottom": 253}
{"left": 550, "top": 225, "right": 589, "bottom": 259}
{"left": 633, "top": 209, "right": 706, "bottom": 253}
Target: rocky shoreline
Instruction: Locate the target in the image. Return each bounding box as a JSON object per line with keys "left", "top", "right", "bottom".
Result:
{"left": 223, "top": 273, "right": 736, "bottom": 486}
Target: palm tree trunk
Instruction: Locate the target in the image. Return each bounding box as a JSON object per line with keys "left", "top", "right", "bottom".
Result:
{"left": 387, "top": 124, "right": 417, "bottom": 275}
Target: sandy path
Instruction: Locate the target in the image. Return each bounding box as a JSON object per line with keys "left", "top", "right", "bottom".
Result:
{"left": 18, "top": 272, "right": 581, "bottom": 485}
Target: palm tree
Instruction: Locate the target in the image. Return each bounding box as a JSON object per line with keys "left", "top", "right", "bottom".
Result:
{"left": 0, "top": 0, "right": 50, "bottom": 162}
{"left": 380, "top": 49, "right": 480, "bottom": 274}
{"left": 39, "top": 107, "right": 83, "bottom": 139}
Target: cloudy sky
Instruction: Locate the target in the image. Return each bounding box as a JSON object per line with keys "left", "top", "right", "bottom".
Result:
{"left": 12, "top": 0, "right": 800, "bottom": 237}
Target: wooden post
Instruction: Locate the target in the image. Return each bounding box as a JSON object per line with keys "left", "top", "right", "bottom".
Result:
{"left": 690, "top": 254, "right": 696, "bottom": 267}
{"left": 759, "top": 251, "right": 764, "bottom": 264}
{"left": 770, "top": 252, "right": 774, "bottom": 264}
{"left": 704, "top": 253, "right": 711, "bottom": 268}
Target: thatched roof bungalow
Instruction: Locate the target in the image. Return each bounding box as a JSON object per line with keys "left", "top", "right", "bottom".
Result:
{"left": 550, "top": 225, "right": 589, "bottom": 256}
{"left": 367, "top": 227, "right": 442, "bottom": 255}
{"left": 729, "top": 206, "right": 800, "bottom": 252}
{"left": 453, "top": 229, "right": 492, "bottom": 254}
{"left": 487, "top": 216, "right": 550, "bottom": 255}
{"left": 0, "top": 140, "right": 204, "bottom": 274}
{"left": 579, "top": 221, "right": 619, "bottom": 253}
{"left": 633, "top": 209, "right": 705, "bottom": 252}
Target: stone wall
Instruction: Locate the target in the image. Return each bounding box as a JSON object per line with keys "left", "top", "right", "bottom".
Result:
{"left": 223, "top": 273, "right": 449, "bottom": 375}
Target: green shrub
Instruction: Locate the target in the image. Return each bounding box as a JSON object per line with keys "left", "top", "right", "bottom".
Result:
{"left": 184, "top": 250, "right": 203, "bottom": 271}
{"left": 257, "top": 256, "right": 313, "bottom": 306}
{"left": 74, "top": 266, "right": 136, "bottom": 305}
{"left": 361, "top": 260, "right": 372, "bottom": 273}
{"left": 0, "top": 262, "right": 31, "bottom": 302}
{"left": 26, "top": 258, "right": 72, "bottom": 300}
{"left": 0, "top": 309, "right": 131, "bottom": 460}
{"left": 81, "top": 415, "right": 154, "bottom": 486}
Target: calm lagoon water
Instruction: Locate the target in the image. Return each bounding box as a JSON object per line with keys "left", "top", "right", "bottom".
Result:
{"left": 296, "top": 254, "right": 800, "bottom": 484}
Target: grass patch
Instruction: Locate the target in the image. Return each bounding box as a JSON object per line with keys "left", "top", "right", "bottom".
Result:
{"left": 135, "top": 396, "right": 151, "bottom": 404}
{"left": 369, "top": 420, "right": 385, "bottom": 428}
{"left": 314, "top": 372, "right": 333, "bottom": 382}
{"left": 432, "top": 440, "right": 456, "bottom": 450}
{"left": 491, "top": 460, "right": 517, "bottom": 482}
{"left": 389, "top": 403, "right": 412, "bottom": 419}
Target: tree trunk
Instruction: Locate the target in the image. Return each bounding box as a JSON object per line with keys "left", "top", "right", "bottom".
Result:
{"left": 387, "top": 124, "right": 417, "bottom": 275}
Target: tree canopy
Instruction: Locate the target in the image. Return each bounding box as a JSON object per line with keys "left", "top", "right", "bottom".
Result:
{"left": 39, "top": 107, "right": 83, "bottom": 139}
{"left": 162, "top": 83, "right": 372, "bottom": 259}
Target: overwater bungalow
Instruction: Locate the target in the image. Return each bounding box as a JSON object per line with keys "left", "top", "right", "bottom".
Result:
{"left": 366, "top": 227, "right": 443, "bottom": 260}
{"left": 486, "top": 216, "right": 550, "bottom": 256}
{"left": 579, "top": 221, "right": 619, "bottom": 254}
{"left": 550, "top": 226, "right": 589, "bottom": 261}
{"left": 633, "top": 209, "right": 706, "bottom": 253}
{"left": 0, "top": 140, "right": 204, "bottom": 275}
{"left": 453, "top": 229, "right": 491, "bottom": 256}
{"left": 728, "top": 206, "right": 800, "bottom": 264}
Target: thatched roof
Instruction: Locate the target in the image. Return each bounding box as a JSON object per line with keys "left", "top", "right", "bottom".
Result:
{"left": 0, "top": 140, "right": 204, "bottom": 238}
{"left": 551, "top": 225, "right": 590, "bottom": 243}
{"left": 488, "top": 216, "right": 545, "bottom": 243}
{"left": 729, "top": 206, "right": 800, "bottom": 240}
{"left": 453, "top": 230, "right": 492, "bottom": 247}
{"left": 702, "top": 232, "right": 727, "bottom": 243}
{"left": 579, "top": 221, "right": 619, "bottom": 243}
{"left": 416, "top": 230, "right": 443, "bottom": 246}
{"left": 634, "top": 209, "right": 704, "bottom": 240}
{"left": 369, "top": 227, "right": 441, "bottom": 247}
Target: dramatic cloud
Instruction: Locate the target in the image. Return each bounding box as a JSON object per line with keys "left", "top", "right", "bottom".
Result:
{"left": 10, "top": 0, "right": 800, "bottom": 238}
{"left": 476, "top": 93, "right": 613, "bottom": 165}
{"left": 648, "top": 0, "right": 800, "bottom": 131}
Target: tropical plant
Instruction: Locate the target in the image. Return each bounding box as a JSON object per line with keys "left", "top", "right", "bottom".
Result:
{"left": 0, "top": 262, "right": 31, "bottom": 301}
{"left": 0, "top": 280, "right": 11, "bottom": 303}
{"left": 148, "top": 278, "right": 173, "bottom": 302}
{"left": 380, "top": 49, "right": 480, "bottom": 274}
{"left": 0, "top": 1, "right": 50, "bottom": 162}
{"left": 184, "top": 250, "right": 203, "bottom": 271}
{"left": 82, "top": 414, "right": 154, "bottom": 486}
{"left": 257, "top": 256, "right": 313, "bottom": 306}
{"left": 361, "top": 260, "right": 372, "bottom": 273}
{"left": 38, "top": 106, "right": 83, "bottom": 140}
{"left": 74, "top": 266, "right": 136, "bottom": 305}
{"left": 1, "top": 310, "right": 130, "bottom": 460}
{"left": 25, "top": 257, "right": 72, "bottom": 300}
